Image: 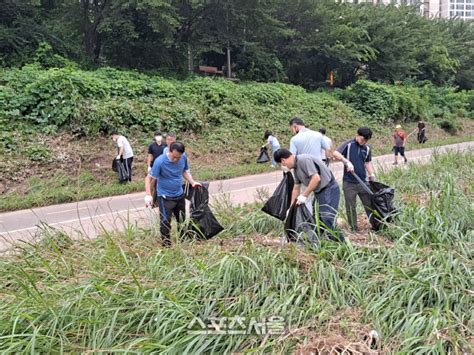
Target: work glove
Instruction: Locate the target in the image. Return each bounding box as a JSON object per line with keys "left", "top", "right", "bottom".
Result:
{"left": 281, "top": 166, "right": 290, "bottom": 173}
{"left": 144, "top": 194, "right": 153, "bottom": 207}
{"left": 261, "top": 145, "right": 266, "bottom": 148}
{"left": 296, "top": 195, "right": 307, "bottom": 205}
{"left": 368, "top": 174, "right": 376, "bottom": 182}
{"left": 344, "top": 161, "right": 355, "bottom": 172}
{"left": 192, "top": 181, "right": 202, "bottom": 188}
{"left": 285, "top": 208, "right": 290, "bottom": 218}
{"left": 147, "top": 166, "right": 152, "bottom": 174}
{"left": 116, "top": 155, "right": 121, "bottom": 160}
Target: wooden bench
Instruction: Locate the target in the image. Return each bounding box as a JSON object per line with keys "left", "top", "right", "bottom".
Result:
{"left": 198, "top": 65, "right": 223, "bottom": 76}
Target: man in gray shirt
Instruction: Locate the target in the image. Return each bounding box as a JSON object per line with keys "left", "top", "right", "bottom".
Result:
{"left": 274, "top": 149, "right": 343, "bottom": 241}
{"left": 289, "top": 117, "right": 329, "bottom": 160}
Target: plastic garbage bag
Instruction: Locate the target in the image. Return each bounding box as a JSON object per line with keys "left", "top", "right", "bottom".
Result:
{"left": 257, "top": 147, "right": 270, "bottom": 163}
{"left": 284, "top": 203, "right": 319, "bottom": 248}
{"left": 112, "top": 158, "right": 129, "bottom": 183}
{"left": 261, "top": 172, "right": 294, "bottom": 220}
{"left": 369, "top": 181, "right": 395, "bottom": 221}
{"left": 188, "top": 185, "right": 223, "bottom": 239}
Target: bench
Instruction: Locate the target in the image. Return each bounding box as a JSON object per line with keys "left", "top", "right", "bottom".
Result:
{"left": 198, "top": 65, "right": 224, "bottom": 76}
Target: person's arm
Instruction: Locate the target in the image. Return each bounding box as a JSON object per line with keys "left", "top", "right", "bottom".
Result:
{"left": 365, "top": 161, "right": 376, "bottom": 182}
{"left": 183, "top": 170, "right": 200, "bottom": 187}
{"left": 116, "top": 146, "right": 124, "bottom": 159}
{"left": 289, "top": 138, "right": 297, "bottom": 155}
{"left": 325, "top": 148, "right": 333, "bottom": 160}
{"left": 333, "top": 150, "right": 354, "bottom": 172}
{"left": 392, "top": 134, "right": 396, "bottom": 146}
{"left": 145, "top": 174, "right": 154, "bottom": 196}
{"left": 144, "top": 174, "right": 155, "bottom": 207}
{"left": 403, "top": 134, "right": 407, "bottom": 147}
{"left": 147, "top": 154, "right": 153, "bottom": 172}
{"left": 301, "top": 174, "right": 320, "bottom": 197}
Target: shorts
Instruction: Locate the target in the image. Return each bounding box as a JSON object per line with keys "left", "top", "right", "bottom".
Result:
{"left": 393, "top": 146, "right": 405, "bottom": 156}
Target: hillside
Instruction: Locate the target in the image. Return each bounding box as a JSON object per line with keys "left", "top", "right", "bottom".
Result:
{"left": 1, "top": 66, "right": 473, "bottom": 211}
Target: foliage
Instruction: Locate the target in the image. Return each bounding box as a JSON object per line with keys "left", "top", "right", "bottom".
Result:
{"left": 0, "top": 151, "right": 472, "bottom": 353}
{"left": 1, "top": 1, "right": 473, "bottom": 88}
{"left": 2, "top": 67, "right": 471, "bottom": 138}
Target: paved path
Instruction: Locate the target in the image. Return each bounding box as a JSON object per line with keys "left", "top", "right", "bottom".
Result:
{"left": 1, "top": 142, "right": 473, "bottom": 251}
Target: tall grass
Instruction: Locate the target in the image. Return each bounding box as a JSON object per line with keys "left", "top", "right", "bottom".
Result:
{"left": 0, "top": 151, "right": 472, "bottom": 353}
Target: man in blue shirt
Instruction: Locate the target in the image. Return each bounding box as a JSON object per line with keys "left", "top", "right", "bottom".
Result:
{"left": 333, "top": 127, "right": 378, "bottom": 232}
{"left": 289, "top": 117, "right": 330, "bottom": 160}
{"left": 144, "top": 142, "right": 201, "bottom": 247}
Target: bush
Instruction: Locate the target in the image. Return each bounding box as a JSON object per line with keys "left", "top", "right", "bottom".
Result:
{"left": 1, "top": 66, "right": 471, "bottom": 137}
{"left": 343, "top": 80, "right": 397, "bottom": 121}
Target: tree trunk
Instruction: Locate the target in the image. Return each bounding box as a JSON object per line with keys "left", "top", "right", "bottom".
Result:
{"left": 226, "top": 44, "right": 231, "bottom": 78}
{"left": 187, "top": 44, "right": 193, "bottom": 72}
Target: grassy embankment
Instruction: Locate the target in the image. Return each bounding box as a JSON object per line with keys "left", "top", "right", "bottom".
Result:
{"left": 1, "top": 67, "right": 473, "bottom": 211}
{"left": 0, "top": 151, "right": 472, "bottom": 353}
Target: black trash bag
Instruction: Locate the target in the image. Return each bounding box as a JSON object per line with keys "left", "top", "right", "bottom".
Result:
{"left": 112, "top": 158, "right": 129, "bottom": 182}
{"left": 261, "top": 172, "right": 294, "bottom": 220}
{"left": 284, "top": 203, "right": 319, "bottom": 248}
{"left": 183, "top": 181, "right": 210, "bottom": 201}
{"left": 188, "top": 185, "right": 223, "bottom": 239}
{"left": 369, "top": 181, "right": 396, "bottom": 222}
{"left": 256, "top": 147, "right": 270, "bottom": 163}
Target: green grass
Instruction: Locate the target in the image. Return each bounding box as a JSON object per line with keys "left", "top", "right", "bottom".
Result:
{"left": 0, "top": 172, "right": 144, "bottom": 211}
{"left": 0, "top": 151, "right": 472, "bottom": 353}
{"left": 1, "top": 135, "right": 473, "bottom": 212}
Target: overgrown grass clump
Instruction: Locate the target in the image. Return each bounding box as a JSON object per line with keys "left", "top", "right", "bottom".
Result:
{"left": 0, "top": 146, "right": 472, "bottom": 352}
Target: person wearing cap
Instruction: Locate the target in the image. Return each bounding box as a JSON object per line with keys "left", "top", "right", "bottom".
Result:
{"left": 111, "top": 131, "right": 134, "bottom": 182}
{"left": 333, "top": 127, "right": 379, "bottom": 232}
{"left": 289, "top": 117, "right": 330, "bottom": 160}
{"left": 392, "top": 124, "right": 408, "bottom": 165}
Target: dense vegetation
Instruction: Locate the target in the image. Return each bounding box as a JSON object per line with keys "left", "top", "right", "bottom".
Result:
{"left": 1, "top": 65, "right": 473, "bottom": 211}
{"left": 1, "top": 1, "right": 473, "bottom": 89}
{"left": 0, "top": 151, "right": 472, "bottom": 353}
{"left": 1, "top": 66, "right": 472, "bottom": 136}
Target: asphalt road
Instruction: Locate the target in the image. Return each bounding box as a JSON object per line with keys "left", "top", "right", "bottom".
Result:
{"left": 1, "top": 141, "right": 472, "bottom": 251}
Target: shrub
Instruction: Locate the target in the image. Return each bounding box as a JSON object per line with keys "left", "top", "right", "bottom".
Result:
{"left": 343, "top": 80, "right": 397, "bottom": 121}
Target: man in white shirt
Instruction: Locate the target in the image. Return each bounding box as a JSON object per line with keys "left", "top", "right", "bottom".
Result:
{"left": 289, "top": 117, "right": 329, "bottom": 160}
{"left": 112, "top": 131, "right": 134, "bottom": 182}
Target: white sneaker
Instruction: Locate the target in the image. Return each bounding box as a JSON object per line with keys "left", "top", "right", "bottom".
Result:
{"left": 271, "top": 164, "right": 276, "bottom": 168}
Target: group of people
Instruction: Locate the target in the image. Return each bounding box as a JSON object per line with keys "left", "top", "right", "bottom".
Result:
{"left": 111, "top": 130, "right": 200, "bottom": 247}
{"left": 110, "top": 118, "right": 427, "bottom": 246}
{"left": 268, "top": 119, "right": 378, "bottom": 242}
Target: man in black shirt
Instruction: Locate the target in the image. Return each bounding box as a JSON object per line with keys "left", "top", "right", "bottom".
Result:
{"left": 333, "top": 127, "right": 379, "bottom": 232}
{"left": 147, "top": 131, "right": 166, "bottom": 174}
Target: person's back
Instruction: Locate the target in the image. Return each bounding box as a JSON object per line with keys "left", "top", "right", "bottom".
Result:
{"left": 319, "top": 128, "right": 332, "bottom": 164}
{"left": 290, "top": 127, "right": 328, "bottom": 160}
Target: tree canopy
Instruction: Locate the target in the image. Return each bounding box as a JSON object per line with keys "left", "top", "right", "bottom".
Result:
{"left": 1, "top": 0, "right": 473, "bottom": 88}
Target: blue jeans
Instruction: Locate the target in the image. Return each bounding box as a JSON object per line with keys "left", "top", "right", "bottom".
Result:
{"left": 315, "top": 180, "right": 343, "bottom": 241}
{"left": 271, "top": 144, "right": 280, "bottom": 165}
